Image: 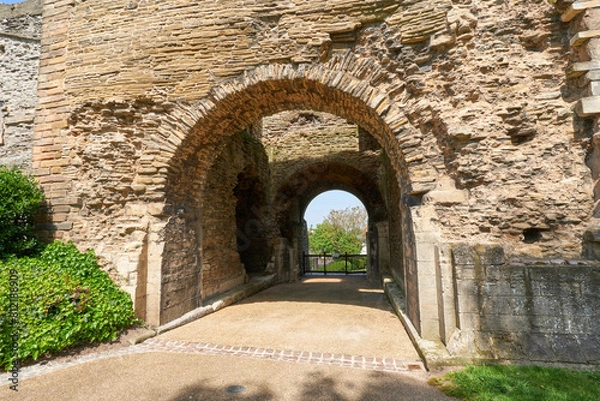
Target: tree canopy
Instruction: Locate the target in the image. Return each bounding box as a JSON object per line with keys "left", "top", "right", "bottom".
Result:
{"left": 308, "top": 205, "right": 367, "bottom": 254}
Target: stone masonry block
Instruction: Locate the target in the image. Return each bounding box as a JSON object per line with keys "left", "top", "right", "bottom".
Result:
{"left": 452, "top": 244, "right": 477, "bottom": 267}
{"left": 576, "top": 96, "right": 600, "bottom": 117}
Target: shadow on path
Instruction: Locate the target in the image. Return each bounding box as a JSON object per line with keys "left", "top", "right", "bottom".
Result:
{"left": 234, "top": 276, "right": 391, "bottom": 310}
{"left": 170, "top": 365, "right": 454, "bottom": 401}
{"left": 160, "top": 275, "right": 420, "bottom": 361}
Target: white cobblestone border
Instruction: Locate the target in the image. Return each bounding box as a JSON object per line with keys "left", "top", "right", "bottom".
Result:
{"left": 15, "top": 338, "right": 425, "bottom": 381}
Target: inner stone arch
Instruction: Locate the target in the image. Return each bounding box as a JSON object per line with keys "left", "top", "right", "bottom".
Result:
{"left": 303, "top": 190, "right": 371, "bottom": 271}
{"left": 282, "top": 167, "right": 391, "bottom": 283}
{"left": 195, "top": 109, "right": 396, "bottom": 299}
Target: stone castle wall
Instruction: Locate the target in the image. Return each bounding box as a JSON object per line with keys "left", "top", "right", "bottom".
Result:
{"left": 5, "top": 0, "right": 597, "bottom": 365}
{"left": 34, "top": 0, "right": 596, "bottom": 259}
{"left": 0, "top": 0, "right": 41, "bottom": 170}
{"left": 451, "top": 245, "right": 600, "bottom": 366}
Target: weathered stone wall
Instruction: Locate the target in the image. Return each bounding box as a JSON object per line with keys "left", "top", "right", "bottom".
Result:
{"left": 35, "top": 0, "right": 595, "bottom": 260}
{"left": 400, "top": 1, "right": 593, "bottom": 259}
{"left": 450, "top": 245, "right": 600, "bottom": 366}
{"left": 201, "top": 130, "right": 271, "bottom": 300}
{"left": 261, "top": 110, "right": 389, "bottom": 279}
{"left": 26, "top": 0, "right": 600, "bottom": 364}
{"left": 0, "top": 0, "right": 41, "bottom": 170}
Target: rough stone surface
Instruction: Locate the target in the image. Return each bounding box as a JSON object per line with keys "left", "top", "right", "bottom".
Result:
{"left": 450, "top": 245, "right": 600, "bottom": 366}
{"left": 1, "top": 0, "right": 598, "bottom": 365}
{"left": 0, "top": 0, "right": 41, "bottom": 170}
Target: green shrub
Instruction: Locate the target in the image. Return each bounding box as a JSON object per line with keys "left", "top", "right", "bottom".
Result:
{"left": 0, "top": 165, "right": 44, "bottom": 257}
{"left": 0, "top": 241, "right": 136, "bottom": 369}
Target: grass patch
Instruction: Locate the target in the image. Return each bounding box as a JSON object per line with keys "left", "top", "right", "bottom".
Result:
{"left": 430, "top": 365, "right": 600, "bottom": 401}
{"left": 307, "top": 258, "right": 366, "bottom": 273}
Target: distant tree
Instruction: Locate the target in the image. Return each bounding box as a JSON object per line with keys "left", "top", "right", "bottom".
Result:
{"left": 308, "top": 206, "right": 367, "bottom": 254}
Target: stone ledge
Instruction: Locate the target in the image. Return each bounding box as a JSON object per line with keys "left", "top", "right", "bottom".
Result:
{"left": 567, "top": 60, "right": 600, "bottom": 78}
{"left": 5, "top": 114, "right": 36, "bottom": 126}
{"left": 507, "top": 257, "right": 600, "bottom": 266}
{"left": 560, "top": 0, "right": 600, "bottom": 22}
{"left": 575, "top": 95, "right": 600, "bottom": 117}
{"left": 570, "top": 29, "right": 600, "bottom": 47}
{"left": 0, "top": 31, "right": 40, "bottom": 42}
{"left": 382, "top": 275, "right": 469, "bottom": 369}
{"left": 423, "top": 188, "right": 467, "bottom": 205}
{"left": 151, "top": 274, "right": 277, "bottom": 334}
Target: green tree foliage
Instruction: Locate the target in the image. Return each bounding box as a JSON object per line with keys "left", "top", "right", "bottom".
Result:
{"left": 0, "top": 242, "right": 136, "bottom": 369}
{"left": 0, "top": 165, "right": 44, "bottom": 257}
{"left": 308, "top": 206, "right": 367, "bottom": 254}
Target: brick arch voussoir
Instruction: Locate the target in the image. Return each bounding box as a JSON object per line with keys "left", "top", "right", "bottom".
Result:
{"left": 165, "top": 62, "right": 436, "bottom": 203}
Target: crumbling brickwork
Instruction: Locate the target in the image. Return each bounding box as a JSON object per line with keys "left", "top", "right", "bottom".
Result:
{"left": 1, "top": 0, "right": 595, "bottom": 365}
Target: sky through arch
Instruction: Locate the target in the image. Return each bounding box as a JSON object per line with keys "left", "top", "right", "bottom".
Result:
{"left": 304, "top": 190, "right": 366, "bottom": 228}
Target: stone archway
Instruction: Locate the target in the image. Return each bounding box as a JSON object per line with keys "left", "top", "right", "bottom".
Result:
{"left": 150, "top": 64, "right": 445, "bottom": 340}
{"left": 152, "top": 64, "right": 439, "bottom": 328}
{"left": 26, "top": 0, "right": 600, "bottom": 367}
{"left": 272, "top": 161, "right": 390, "bottom": 282}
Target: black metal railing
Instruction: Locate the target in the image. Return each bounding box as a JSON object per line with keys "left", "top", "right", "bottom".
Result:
{"left": 302, "top": 252, "right": 367, "bottom": 275}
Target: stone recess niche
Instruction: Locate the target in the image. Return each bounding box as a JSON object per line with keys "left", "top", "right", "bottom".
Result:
{"left": 21, "top": 0, "right": 600, "bottom": 366}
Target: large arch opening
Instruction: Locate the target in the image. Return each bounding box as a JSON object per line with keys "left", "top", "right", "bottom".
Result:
{"left": 305, "top": 191, "right": 365, "bottom": 229}
{"left": 156, "top": 66, "right": 435, "bottom": 335}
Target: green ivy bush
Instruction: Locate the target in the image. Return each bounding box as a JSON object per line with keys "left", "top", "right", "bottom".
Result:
{"left": 0, "top": 165, "right": 44, "bottom": 257}
{"left": 0, "top": 241, "right": 136, "bottom": 369}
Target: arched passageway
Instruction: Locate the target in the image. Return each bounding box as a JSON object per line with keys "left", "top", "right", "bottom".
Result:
{"left": 29, "top": 0, "right": 600, "bottom": 368}
{"left": 195, "top": 109, "right": 399, "bottom": 292}
{"left": 149, "top": 66, "right": 434, "bottom": 343}
{"left": 273, "top": 162, "right": 390, "bottom": 283}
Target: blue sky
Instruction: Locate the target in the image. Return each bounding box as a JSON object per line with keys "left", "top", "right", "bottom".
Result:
{"left": 304, "top": 190, "right": 365, "bottom": 228}
{"left": 0, "top": 1, "right": 24, "bottom": 4}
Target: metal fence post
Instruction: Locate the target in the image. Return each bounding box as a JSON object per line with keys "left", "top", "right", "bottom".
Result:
{"left": 345, "top": 252, "right": 348, "bottom": 275}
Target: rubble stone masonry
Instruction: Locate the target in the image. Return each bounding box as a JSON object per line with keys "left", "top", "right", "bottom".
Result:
{"left": 0, "top": 0, "right": 41, "bottom": 170}
{"left": 1, "top": 0, "right": 599, "bottom": 365}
